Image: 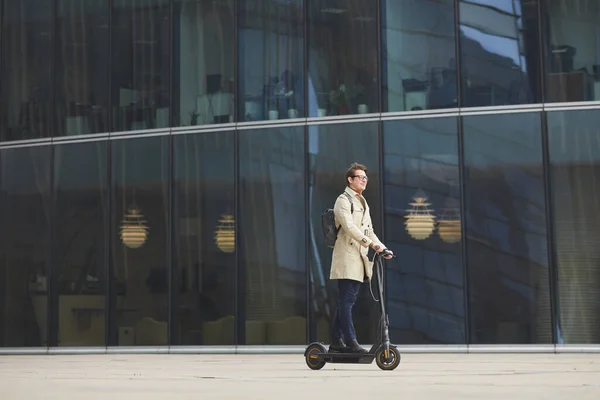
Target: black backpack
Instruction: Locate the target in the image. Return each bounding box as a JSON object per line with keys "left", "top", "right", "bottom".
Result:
{"left": 322, "top": 192, "right": 353, "bottom": 248}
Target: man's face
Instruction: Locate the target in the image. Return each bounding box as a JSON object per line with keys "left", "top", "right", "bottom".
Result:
{"left": 348, "top": 170, "right": 368, "bottom": 193}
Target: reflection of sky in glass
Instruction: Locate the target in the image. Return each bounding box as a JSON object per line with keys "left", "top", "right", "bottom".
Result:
{"left": 461, "top": 25, "right": 524, "bottom": 71}
{"left": 469, "top": 0, "right": 520, "bottom": 14}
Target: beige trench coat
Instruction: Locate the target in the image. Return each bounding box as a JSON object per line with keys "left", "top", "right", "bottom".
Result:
{"left": 330, "top": 186, "right": 383, "bottom": 282}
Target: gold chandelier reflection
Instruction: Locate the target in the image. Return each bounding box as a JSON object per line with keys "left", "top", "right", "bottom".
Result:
{"left": 120, "top": 205, "right": 149, "bottom": 249}
{"left": 215, "top": 214, "right": 235, "bottom": 253}
{"left": 404, "top": 192, "right": 436, "bottom": 240}
{"left": 437, "top": 199, "right": 462, "bottom": 244}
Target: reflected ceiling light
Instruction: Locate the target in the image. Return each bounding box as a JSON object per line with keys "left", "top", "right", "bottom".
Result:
{"left": 437, "top": 199, "right": 461, "bottom": 244}
{"left": 404, "top": 192, "right": 436, "bottom": 240}
{"left": 215, "top": 214, "right": 235, "bottom": 253}
{"left": 120, "top": 206, "right": 149, "bottom": 249}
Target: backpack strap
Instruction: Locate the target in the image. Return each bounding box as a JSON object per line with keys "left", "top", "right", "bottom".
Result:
{"left": 343, "top": 192, "right": 354, "bottom": 214}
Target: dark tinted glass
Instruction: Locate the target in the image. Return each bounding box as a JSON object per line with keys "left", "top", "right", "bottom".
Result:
{"left": 239, "top": 126, "right": 306, "bottom": 345}
{"left": 173, "top": 0, "right": 235, "bottom": 127}
{"left": 308, "top": 0, "right": 379, "bottom": 117}
{"left": 110, "top": 136, "right": 169, "bottom": 346}
{"left": 1, "top": 1, "right": 53, "bottom": 141}
{"left": 55, "top": 1, "right": 110, "bottom": 136}
{"left": 308, "top": 122, "right": 381, "bottom": 344}
{"left": 463, "top": 112, "right": 552, "bottom": 344}
{"left": 460, "top": 0, "right": 542, "bottom": 107}
{"left": 543, "top": 1, "right": 600, "bottom": 103}
{"left": 111, "top": 0, "right": 170, "bottom": 132}
{"left": 0, "top": 147, "right": 51, "bottom": 347}
{"left": 547, "top": 109, "right": 600, "bottom": 344}
{"left": 383, "top": 117, "right": 465, "bottom": 344}
{"left": 53, "top": 141, "right": 109, "bottom": 346}
{"left": 382, "top": 0, "right": 457, "bottom": 112}
{"left": 239, "top": 0, "right": 304, "bottom": 122}
{"left": 172, "top": 131, "right": 236, "bottom": 345}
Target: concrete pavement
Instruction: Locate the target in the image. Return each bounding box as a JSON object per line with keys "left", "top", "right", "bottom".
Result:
{"left": 1, "top": 353, "right": 600, "bottom": 399}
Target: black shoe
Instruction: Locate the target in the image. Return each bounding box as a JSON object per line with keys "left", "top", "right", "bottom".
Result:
{"left": 346, "top": 339, "right": 368, "bottom": 354}
{"left": 328, "top": 338, "right": 346, "bottom": 353}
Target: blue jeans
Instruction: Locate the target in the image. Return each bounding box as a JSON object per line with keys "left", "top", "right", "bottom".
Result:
{"left": 331, "top": 279, "right": 362, "bottom": 342}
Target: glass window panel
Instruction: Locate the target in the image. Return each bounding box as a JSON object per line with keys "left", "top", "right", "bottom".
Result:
{"left": 547, "top": 109, "right": 600, "bottom": 344}
{"left": 0, "top": 147, "right": 51, "bottom": 347}
{"left": 239, "top": 0, "right": 304, "bottom": 122}
{"left": 382, "top": 0, "right": 457, "bottom": 112}
{"left": 111, "top": 0, "right": 170, "bottom": 132}
{"left": 239, "top": 126, "right": 306, "bottom": 345}
{"left": 307, "top": 122, "right": 381, "bottom": 344}
{"left": 383, "top": 117, "right": 465, "bottom": 344}
{"left": 543, "top": 1, "right": 600, "bottom": 103}
{"left": 55, "top": 1, "right": 110, "bottom": 136}
{"left": 173, "top": 132, "right": 235, "bottom": 345}
{"left": 463, "top": 112, "right": 552, "bottom": 344}
{"left": 460, "top": 0, "right": 542, "bottom": 107}
{"left": 111, "top": 136, "right": 169, "bottom": 346}
{"left": 173, "top": 0, "right": 235, "bottom": 127}
{"left": 54, "top": 141, "right": 108, "bottom": 346}
{"left": 308, "top": 0, "right": 379, "bottom": 117}
{"left": 1, "top": 0, "right": 54, "bottom": 141}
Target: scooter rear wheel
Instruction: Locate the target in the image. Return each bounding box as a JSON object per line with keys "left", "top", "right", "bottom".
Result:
{"left": 304, "top": 343, "right": 327, "bottom": 370}
{"left": 375, "top": 346, "right": 401, "bottom": 371}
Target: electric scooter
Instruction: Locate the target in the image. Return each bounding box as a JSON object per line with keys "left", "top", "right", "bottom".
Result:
{"left": 304, "top": 249, "right": 401, "bottom": 371}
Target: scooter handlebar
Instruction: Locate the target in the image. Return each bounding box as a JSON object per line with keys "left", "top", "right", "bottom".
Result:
{"left": 379, "top": 249, "right": 395, "bottom": 258}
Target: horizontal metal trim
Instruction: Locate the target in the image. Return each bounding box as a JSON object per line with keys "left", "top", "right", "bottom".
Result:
{"left": 462, "top": 103, "right": 543, "bottom": 113}
{"left": 3, "top": 344, "right": 600, "bottom": 355}
{"left": 171, "top": 123, "right": 236, "bottom": 133}
{"left": 52, "top": 133, "right": 110, "bottom": 142}
{"left": 306, "top": 113, "right": 381, "bottom": 123}
{"left": 468, "top": 345, "right": 556, "bottom": 353}
{"left": 544, "top": 104, "right": 600, "bottom": 112}
{"left": 109, "top": 131, "right": 171, "bottom": 141}
{"left": 172, "top": 126, "right": 236, "bottom": 136}
{"left": 382, "top": 112, "right": 459, "bottom": 122}
{"left": 460, "top": 108, "right": 543, "bottom": 116}
{"left": 0, "top": 138, "right": 53, "bottom": 148}
{"left": 105, "top": 346, "right": 170, "bottom": 354}
{"left": 307, "top": 117, "right": 381, "bottom": 126}
{"left": 110, "top": 127, "right": 170, "bottom": 137}
{"left": 51, "top": 136, "right": 110, "bottom": 145}
{"left": 236, "top": 122, "right": 307, "bottom": 130}
{"left": 381, "top": 108, "right": 459, "bottom": 118}
{"left": 544, "top": 100, "right": 600, "bottom": 109}
{"left": 236, "top": 118, "right": 307, "bottom": 128}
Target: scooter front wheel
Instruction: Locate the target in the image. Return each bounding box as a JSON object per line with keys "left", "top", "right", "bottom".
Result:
{"left": 304, "top": 343, "right": 327, "bottom": 370}
{"left": 375, "top": 346, "right": 401, "bottom": 371}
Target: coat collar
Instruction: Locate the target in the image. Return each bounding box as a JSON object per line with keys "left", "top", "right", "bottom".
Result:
{"left": 345, "top": 186, "right": 363, "bottom": 199}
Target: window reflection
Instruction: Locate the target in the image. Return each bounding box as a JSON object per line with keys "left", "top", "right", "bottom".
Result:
{"left": 308, "top": 0, "right": 379, "bottom": 117}
{"left": 0, "top": 147, "right": 51, "bottom": 347}
{"left": 383, "top": 117, "right": 465, "bottom": 344}
{"left": 173, "top": 132, "right": 236, "bottom": 345}
{"left": 1, "top": 1, "right": 53, "bottom": 140}
{"left": 111, "top": 0, "right": 170, "bottom": 132}
{"left": 55, "top": 1, "right": 110, "bottom": 136}
{"left": 239, "top": 0, "right": 304, "bottom": 122}
{"left": 460, "top": 0, "right": 541, "bottom": 107}
{"left": 463, "top": 112, "right": 551, "bottom": 344}
{"left": 239, "top": 127, "right": 306, "bottom": 345}
{"left": 544, "top": 1, "right": 600, "bottom": 103}
{"left": 382, "top": 0, "right": 457, "bottom": 112}
{"left": 307, "top": 122, "right": 380, "bottom": 344}
{"left": 173, "top": 0, "right": 235, "bottom": 126}
{"left": 54, "top": 142, "right": 108, "bottom": 346}
{"left": 111, "top": 137, "right": 169, "bottom": 346}
{"left": 547, "top": 110, "right": 600, "bottom": 344}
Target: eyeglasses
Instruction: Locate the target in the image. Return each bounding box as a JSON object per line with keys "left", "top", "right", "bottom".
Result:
{"left": 352, "top": 175, "right": 368, "bottom": 181}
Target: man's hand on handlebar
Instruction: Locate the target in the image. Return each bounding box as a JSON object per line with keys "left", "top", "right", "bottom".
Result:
{"left": 382, "top": 249, "right": 394, "bottom": 259}
{"left": 371, "top": 242, "right": 394, "bottom": 259}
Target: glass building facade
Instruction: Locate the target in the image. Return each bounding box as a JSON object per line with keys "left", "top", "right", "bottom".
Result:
{"left": 1, "top": 0, "right": 600, "bottom": 351}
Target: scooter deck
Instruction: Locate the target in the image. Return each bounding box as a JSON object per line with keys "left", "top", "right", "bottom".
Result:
{"left": 316, "top": 351, "right": 376, "bottom": 364}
